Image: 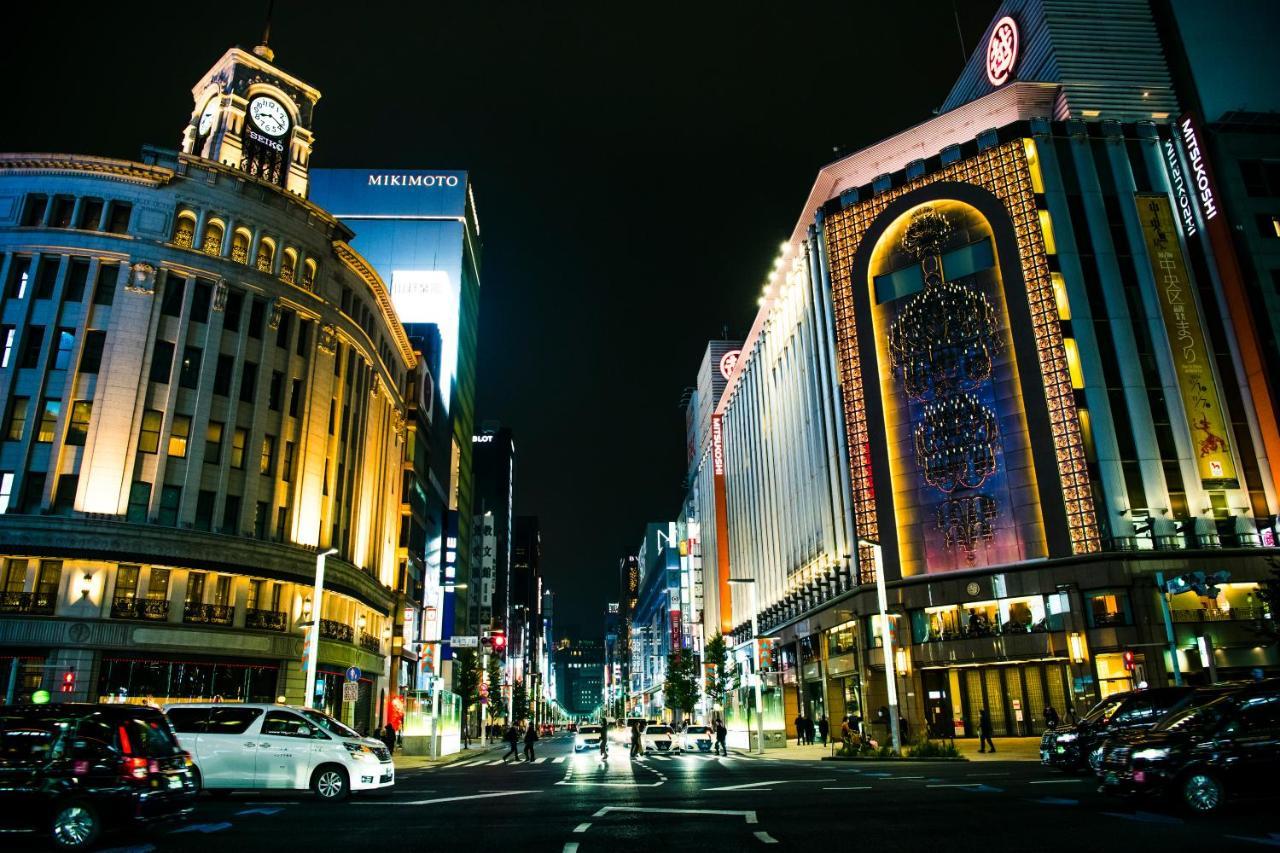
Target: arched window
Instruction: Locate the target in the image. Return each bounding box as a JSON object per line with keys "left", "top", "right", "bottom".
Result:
{"left": 256, "top": 237, "right": 275, "bottom": 273}
{"left": 280, "top": 248, "right": 297, "bottom": 284}
{"left": 301, "top": 259, "right": 317, "bottom": 291}
{"left": 202, "top": 219, "right": 225, "bottom": 256}
{"left": 173, "top": 211, "right": 197, "bottom": 249}
{"left": 231, "top": 229, "right": 252, "bottom": 264}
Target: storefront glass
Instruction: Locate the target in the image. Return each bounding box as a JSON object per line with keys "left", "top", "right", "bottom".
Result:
{"left": 97, "top": 656, "right": 278, "bottom": 704}
{"left": 1095, "top": 652, "right": 1135, "bottom": 698}
{"left": 1086, "top": 591, "right": 1131, "bottom": 627}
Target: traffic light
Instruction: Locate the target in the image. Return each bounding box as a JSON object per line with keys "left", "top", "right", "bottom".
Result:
{"left": 1122, "top": 650, "right": 1136, "bottom": 672}
{"left": 491, "top": 632, "right": 506, "bottom": 652}
{"left": 60, "top": 668, "right": 76, "bottom": 694}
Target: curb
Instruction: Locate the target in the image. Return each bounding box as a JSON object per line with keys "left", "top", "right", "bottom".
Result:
{"left": 821, "top": 755, "right": 969, "bottom": 763}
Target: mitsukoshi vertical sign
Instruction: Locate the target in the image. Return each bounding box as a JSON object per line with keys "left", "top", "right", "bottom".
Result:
{"left": 711, "top": 414, "right": 732, "bottom": 634}
{"left": 1135, "top": 193, "right": 1237, "bottom": 487}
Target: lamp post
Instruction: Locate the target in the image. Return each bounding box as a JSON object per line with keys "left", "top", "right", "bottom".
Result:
{"left": 304, "top": 548, "right": 339, "bottom": 710}
{"left": 728, "top": 577, "right": 764, "bottom": 755}
{"left": 865, "top": 541, "right": 901, "bottom": 754}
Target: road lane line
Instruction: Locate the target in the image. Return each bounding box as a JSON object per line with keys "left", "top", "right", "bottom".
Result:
{"left": 1029, "top": 779, "right": 1084, "bottom": 784}
{"left": 573, "top": 823, "right": 591, "bottom": 833}
{"left": 754, "top": 832, "right": 779, "bottom": 844}
{"left": 823, "top": 786, "right": 872, "bottom": 790}
{"left": 534, "top": 757, "right": 549, "bottom": 764}
{"left": 359, "top": 790, "right": 539, "bottom": 806}
{"left": 562, "top": 844, "right": 579, "bottom": 853}
{"left": 706, "top": 779, "right": 835, "bottom": 792}
{"left": 593, "top": 806, "right": 759, "bottom": 824}
{"left": 553, "top": 757, "right": 566, "bottom": 763}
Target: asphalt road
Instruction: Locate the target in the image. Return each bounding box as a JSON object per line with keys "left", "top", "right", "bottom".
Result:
{"left": 68, "top": 733, "right": 1280, "bottom": 852}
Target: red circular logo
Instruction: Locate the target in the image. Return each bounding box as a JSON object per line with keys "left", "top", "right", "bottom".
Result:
{"left": 719, "top": 349, "right": 741, "bottom": 380}
{"left": 986, "top": 16, "right": 1019, "bottom": 86}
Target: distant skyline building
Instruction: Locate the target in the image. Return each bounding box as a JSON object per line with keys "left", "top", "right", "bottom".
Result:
{"left": 554, "top": 637, "right": 604, "bottom": 718}
{"left": 309, "top": 165, "right": 483, "bottom": 660}
{"left": 471, "top": 423, "right": 515, "bottom": 635}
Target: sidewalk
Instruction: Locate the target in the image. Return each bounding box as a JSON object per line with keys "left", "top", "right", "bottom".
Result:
{"left": 391, "top": 741, "right": 504, "bottom": 771}
{"left": 754, "top": 737, "right": 1042, "bottom": 762}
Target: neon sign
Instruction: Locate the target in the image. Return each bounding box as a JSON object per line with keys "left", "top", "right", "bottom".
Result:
{"left": 718, "top": 349, "right": 741, "bottom": 380}
{"left": 986, "top": 16, "right": 1019, "bottom": 87}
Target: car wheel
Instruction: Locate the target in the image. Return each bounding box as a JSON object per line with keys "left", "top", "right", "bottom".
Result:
{"left": 312, "top": 765, "right": 350, "bottom": 802}
{"left": 1181, "top": 772, "right": 1224, "bottom": 815}
{"left": 50, "top": 801, "right": 100, "bottom": 851}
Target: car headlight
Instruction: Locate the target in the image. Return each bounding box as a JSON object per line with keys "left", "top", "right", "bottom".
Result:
{"left": 1132, "top": 747, "right": 1170, "bottom": 762}
{"left": 1055, "top": 732, "right": 1078, "bottom": 743}
{"left": 343, "top": 742, "right": 371, "bottom": 756}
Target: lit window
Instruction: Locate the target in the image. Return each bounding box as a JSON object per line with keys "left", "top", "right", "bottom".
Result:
{"left": 66, "top": 401, "right": 92, "bottom": 446}
{"left": 231, "top": 229, "right": 251, "bottom": 264}
{"left": 202, "top": 220, "right": 224, "bottom": 256}
{"left": 280, "top": 249, "right": 297, "bottom": 284}
{"left": 1063, "top": 338, "right": 1085, "bottom": 389}
{"left": 173, "top": 212, "right": 196, "bottom": 248}
{"left": 5, "top": 397, "right": 29, "bottom": 441}
{"left": 231, "top": 428, "right": 248, "bottom": 469}
{"left": 260, "top": 435, "right": 276, "bottom": 476}
{"left": 168, "top": 414, "right": 191, "bottom": 458}
{"left": 53, "top": 329, "right": 75, "bottom": 370}
{"left": 256, "top": 238, "right": 275, "bottom": 273}
{"left": 0, "top": 327, "right": 14, "bottom": 367}
{"left": 1038, "top": 209, "right": 1057, "bottom": 255}
{"left": 37, "top": 398, "right": 60, "bottom": 443}
{"left": 139, "top": 409, "right": 163, "bottom": 454}
{"left": 0, "top": 472, "right": 13, "bottom": 513}
{"left": 205, "top": 421, "right": 224, "bottom": 464}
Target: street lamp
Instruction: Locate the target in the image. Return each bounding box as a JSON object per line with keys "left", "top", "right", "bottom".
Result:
{"left": 864, "top": 541, "right": 901, "bottom": 754}
{"left": 304, "top": 548, "right": 339, "bottom": 710}
{"left": 727, "top": 577, "right": 764, "bottom": 755}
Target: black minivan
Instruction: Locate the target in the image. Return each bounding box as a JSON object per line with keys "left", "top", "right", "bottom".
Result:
{"left": 0, "top": 703, "right": 196, "bottom": 849}
{"left": 1040, "top": 687, "right": 1196, "bottom": 772}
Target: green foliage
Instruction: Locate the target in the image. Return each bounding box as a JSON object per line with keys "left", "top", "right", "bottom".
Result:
{"left": 663, "top": 650, "right": 700, "bottom": 716}
{"left": 906, "top": 739, "right": 962, "bottom": 758}
{"left": 453, "top": 649, "right": 480, "bottom": 711}
{"left": 512, "top": 679, "right": 530, "bottom": 722}
{"left": 485, "top": 654, "right": 504, "bottom": 721}
{"left": 704, "top": 634, "right": 730, "bottom": 706}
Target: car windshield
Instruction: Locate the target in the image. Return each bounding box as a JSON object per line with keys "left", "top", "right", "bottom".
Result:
{"left": 1152, "top": 694, "right": 1232, "bottom": 733}
{"left": 685, "top": 726, "right": 709, "bottom": 734}
{"left": 647, "top": 726, "right": 672, "bottom": 735}
{"left": 579, "top": 726, "right": 601, "bottom": 734}
{"left": 1082, "top": 695, "right": 1126, "bottom": 725}
{"left": 301, "top": 709, "right": 361, "bottom": 740}
{"left": 0, "top": 714, "right": 67, "bottom": 763}
{"left": 117, "top": 714, "right": 182, "bottom": 756}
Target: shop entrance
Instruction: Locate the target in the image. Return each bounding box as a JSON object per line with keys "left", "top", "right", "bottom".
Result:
{"left": 928, "top": 661, "right": 1073, "bottom": 738}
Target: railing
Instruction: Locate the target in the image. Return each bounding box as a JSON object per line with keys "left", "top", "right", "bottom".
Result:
{"left": 183, "top": 602, "right": 234, "bottom": 625}
{"left": 111, "top": 596, "right": 169, "bottom": 621}
{"left": 1171, "top": 606, "right": 1269, "bottom": 624}
{"left": 359, "top": 631, "right": 381, "bottom": 653}
{"left": 320, "top": 618, "right": 353, "bottom": 642}
{"left": 245, "top": 608, "right": 287, "bottom": 631}
{"left": 0, "top": 591, "right": 56, "bottom": 615}
{"left": 915, "top": 621, "right": 1053, "bottom": 644}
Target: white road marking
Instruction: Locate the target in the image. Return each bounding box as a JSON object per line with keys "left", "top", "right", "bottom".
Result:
{"left": 755, "top": 832, "right": 779, "bottom": 844}
{"left": 562, "top": 844, "right": 579, "bottom": 853}
{"left": 593, "top": 806, "right": 759, "bottom": 824}
{"left": 705, "top": 779, "right": 835, "bottom": 792}
{"left": 359, "top": 790, "right": 538, "bottom": 806}
{"left": 573, "top": 823, "right": 591, "bottom": 833}
{"left": 1030, "top": 779, "right": 1084, "bottom": 784}
{"left": 553, "top": 757, "right": 566, "bottom": 764}
{"left": 534, "top": 757, "right": 549, "bottom": 764}
{"left": 823, "top": 786, "right": 872, "bottom": 790}
{"left": 556, "top": 779, "right": 665, "bottom": 788}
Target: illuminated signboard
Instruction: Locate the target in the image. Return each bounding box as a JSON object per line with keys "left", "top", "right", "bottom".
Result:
{"left": 1134, "top": 194, "right": 1237, "bottom": 486}
{"left": 718, "top": 349, "right": 741, "bottom": 380}
{"left": 711, "top": 414, "right": 732, "bottom": 631}
{"left": 1163, "top": 138, "right": 1197, "bottom": 237}
{"left": 986, "top": 16, "right": 1019, "bottom": 87}
{"left": 1179, "top": 115, "right": 1219, "bottom": 225}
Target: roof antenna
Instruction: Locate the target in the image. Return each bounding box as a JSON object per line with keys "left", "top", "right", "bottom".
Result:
{"left": 253, "top": 0, "right": 276, "bottom": 61}
{"left": 951, "top": 0, "right": 967, "bottom": 66}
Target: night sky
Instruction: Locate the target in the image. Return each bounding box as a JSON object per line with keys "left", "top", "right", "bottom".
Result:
{"left": 4, "top": 0, "right": 999, "bottom": 638}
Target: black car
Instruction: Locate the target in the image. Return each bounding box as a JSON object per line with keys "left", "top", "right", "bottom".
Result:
{"left": 1040, "top": 686, "right": 1196, "bottom": 772}
{"left": 1098, "top": 680, "right": 1280, "bottom": 814}
{"left": 0, "top": 703, "right": 196, "bottom": 849}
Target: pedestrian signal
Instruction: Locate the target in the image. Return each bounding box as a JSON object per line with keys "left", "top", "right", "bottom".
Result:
{"left": 60, "top": 668, "right": 76, "bottom": 694}
{"left": 1122, "top": 650, "right": 1136, "bottom": 671}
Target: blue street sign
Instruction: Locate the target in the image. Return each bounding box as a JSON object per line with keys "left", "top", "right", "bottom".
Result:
{"left": 345, "top": 666, "right": 361, "bottom": 682}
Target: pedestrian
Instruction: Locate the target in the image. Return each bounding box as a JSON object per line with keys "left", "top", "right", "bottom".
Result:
{"left": 714, "top": 718, "right": 728, "bottom": 756}
{"left": 502, "top": 724, "right": 521, "bottom": 762}
{"left": 382, "top": 722, "right": 396, "bottom": 754}
{"left": 793, "top": 713, "right": 804, "bottom": 746}
{"left": 630, "top": 721, "right": 642, "bottom": 758}
{"left": 461, "top": 720, "right": 472, "bottom": 749}
{"left": 818, "top": 715, "right": 829, "bottom": 746}
{"left": 978, "top": 708, "right": 996, "bottom": 753}
{"left": 523, "top": 721, "right": 539, "bottom": 761}
{"left": 1044, "top": 705, "right": 1060, "bottom": 731}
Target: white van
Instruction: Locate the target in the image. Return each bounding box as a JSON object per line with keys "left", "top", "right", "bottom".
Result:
{"left": 164, "top": 703, "right": 394, "bottom": 800}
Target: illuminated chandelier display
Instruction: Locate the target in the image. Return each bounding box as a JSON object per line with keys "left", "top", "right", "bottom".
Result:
{"left": 887, "top": 206, "right": 1005, "bottom": 565}
{"left": 914, "top": 393, "right": 999, "bottom": 493}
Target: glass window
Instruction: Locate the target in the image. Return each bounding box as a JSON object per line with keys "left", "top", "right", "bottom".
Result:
{"left": 230, "top": 428, "right": 247, "bottom": 469}
{"left": 20, "top": 326, "right": 43, "bottom": 368}
{"left": 223, "top": 290, "right": 243, "bottom": 331}
{"left": 93, "top": 262, "right": 117, "bottom": 305}
{"left": 214, "top": 354, "right": 234, "bottom": 396}
{"left": 172, "top": 213, "right": 196, "bottom": 249}
{"left": 52, "top": 329, "right": 74, "bottom": 370}
{"left": 248, "top": 299, "right": 265, "bottom": 339}
{"left": 268, "top": 371, "right": 283, "bottom": 410}
{"left": 168, "top": 415, "right": 191, "bottom": 458}
{"left": 150, "top": 340, "right": 174, "bottom": 383}
{"left": 52, "top": 475, "right": 77, "bottom": 517}
{"left": 37, "top": 398, "right": 60, "bottom": 443}
{"left": 36, "top": 561, "right": 61, "bottom": 596}
{"left": 240, "top": 361, "right": 257, "bottom": 402}
{"left": 827, "top": 620, "right": 857, "bottom": 656}
{"left": 282, "top": 441, "right": 295, "bottom": 482}
{"left": 147, "top": 568, "right": 170, "bottom": 601}
{"left": 138, "top": 410, "right": 162, "bottom": 453}
{"left": 1, "top": 326, "right": 14, "bottom": 367}
{"left": 231, "top": 230, "right": 250, "bottom": 264}
{"left": 126, "top": 482, "right": 151, "bottom": 523}
{"left": 208, "top": 707, "right": 263, "bottom": 735}
{"left": 289, "top": 379, "right": 303, "bottom": 418}
{"left": 205, "top": 420, "right": 224, "bottom": 464}
{"left": 2, "top": 559, "right": 27, "bottom": 593}
{"left": 5, "top": 397, "right": 29, "bottom": 441}
{"left": 194, "top": 490, "right": 216, "bottom": 531}
{"left": 998, "top": 596, "right": 1046, "bottom": 633}
{"left": 179, "top": 346, "right": 202, "bottom": 389}
{"left": 0, "top": 472, "right": 14, "bottom": 513}
{"left": 157, "top": 485, "right": 181, "bottom": 526}
{"left": 260, "top": 435, "right": 276, "bottom": 476}
{"left": 261, "top": 710, "right": 318, "bottom": 738}
{"left": 78, "top": 331, "right": 105, "bottom": 373}
{"left": 167, "top": 708, "right": 211, "bottom": 734}
{"left": 64, "top": 260, "right": 89, "bottom": 302}
{"left": 35, "top": 257, "right": 59, "bottom": 300}
{"left": 105, "top": 202, "right": 132, "bottom": 234}
{"left": 160, "top": 274, "right": 185, "bottom": 316}
{"left": 186, "top": 572, "right": 205, "bottom": 604}
{"left": 66, "top": 401, "right": 92, "bottom": 446}
{"left": 275, "top": 311, "right": 291, "bottom": 348}
{"left": 21, "top": 194, "right": 48, "bottom": 226}
{"left": 191, "top": 280, "right": 212, "bottom": 323}
{"left": 202, "top": 220, "right": 224, "bottom": 256}
{"left": 115, "top": 565, "right": 140, "bottom": 599}
{"left": 1087, "top": 591, "right": 1131, "bottom": 627}
{"left": 223, "top": 495, "right": 241, "bottom": 532}
{"left": 77, "top": 198, "right": 104, "bottom": 230}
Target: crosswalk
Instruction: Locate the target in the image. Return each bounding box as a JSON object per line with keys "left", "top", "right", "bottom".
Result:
{"left": 446, "top": 752, "right": 760, "bottom": 769}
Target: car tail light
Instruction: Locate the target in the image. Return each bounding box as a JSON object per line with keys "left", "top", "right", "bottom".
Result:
{"left": 122, "top": 756, "right": 149, "bottom": 781}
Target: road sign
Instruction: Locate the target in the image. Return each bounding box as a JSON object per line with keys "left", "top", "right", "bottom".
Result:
{"left": 345, "top": 666, "right": 362, "bottom": 682}
{"left": 450, "top": 635, "right": 478, "bottom": 648}
{"left": 342, "top": 681, "right": 359, "bottom": 703}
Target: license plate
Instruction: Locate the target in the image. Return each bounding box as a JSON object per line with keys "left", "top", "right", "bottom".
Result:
{"left": 167, "top": 774, "right": 183, "bottom": 789}
{"left": 1105, "top": 772, "right": 1119, "bottom": 785}
{"left": 1133, "top": 771, "right": 1145, "bottom": 784}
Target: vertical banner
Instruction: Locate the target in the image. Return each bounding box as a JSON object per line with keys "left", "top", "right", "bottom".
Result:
{"left": 711, "top": 415, "right": 733, "bottom": 634}
{"left": 1135, "top": 193, "right": 1238, "bottom": 486}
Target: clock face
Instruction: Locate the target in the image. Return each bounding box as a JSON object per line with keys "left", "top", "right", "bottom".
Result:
{"left": 249, "top": 96, "right": 290, "bottom": 137}
{"left": 197, "top": 99, "right": 217, "bottom": 136}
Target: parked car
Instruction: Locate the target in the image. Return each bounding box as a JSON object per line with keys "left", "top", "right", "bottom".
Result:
{"left": 164, "top": 703, "right": 393, "bottom": 800}
{"left": 1040, "top": 686, "right": 1196, "bottom": 772}
{"left": 0, "top": 702, "right": 196, "bottom": 849}
{"left": 681, "top": 725, "right": 713, "bottom": 752}
{"left": 642, "top": 724, "right": 675, "bottom": 754}
{"left": 574, "top": 725, "right": 604, "bottom": 752}
{"left": 1097, "top": 679, "right": 1280, "bottom": 814}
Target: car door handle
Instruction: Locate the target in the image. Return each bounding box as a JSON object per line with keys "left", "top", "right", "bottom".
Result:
{"left": 259, "top": 743, "right": 273, "bottom": 748}
{"left": 243, "top": 742, "right": 257, "bottom": 748}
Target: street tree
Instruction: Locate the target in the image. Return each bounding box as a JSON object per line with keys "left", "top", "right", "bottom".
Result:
{"left": 663, "top": 650, "right": 699, "bottom": 720}
{"left": 704, "top": 634, "right": 730, "bottom": 709}
{"left": 453, "top": 649, "right": 482, "bottom": 737}
{"left": 486, "top": 653, "right": 504, "bottom": 724}
{"left": 512, "top": 679, "right": 530, "bottom": 723}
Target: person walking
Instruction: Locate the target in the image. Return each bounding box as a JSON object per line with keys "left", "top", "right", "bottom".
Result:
{"left": 523, "top": 721, "right": 539, "bottom": 762}
{"left": 1043, "top": 705, "right": 1060, "bottom": 731}
{"left": 629, "top": 721, "right": 642, "bottom": 759}
{"left": 793, "top": 714, "right": 804, "bottom": 746}
{"left": 502, "top": 723, "right": 521, "bottom": 762}
{"left": 382, "top": 723, "right": 396, "bottom": 755}
{"left": 714, "top": 718, "right": 728, "bottom": 756}
{"left": 818, "top": 715, "right": 830, "bottom": 746}
{"left": 978, "top": 708, "right": 996, "bottom": 753}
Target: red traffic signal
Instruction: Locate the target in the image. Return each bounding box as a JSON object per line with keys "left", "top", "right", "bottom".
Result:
{"left": 1122, "top": 651, "right": 1136, "bottom": 672}
{"left": 491, "top": 633, "right": 506, "bottom": 651}
{"left": 61, "top": 669, "right": 76, "bottom": 693}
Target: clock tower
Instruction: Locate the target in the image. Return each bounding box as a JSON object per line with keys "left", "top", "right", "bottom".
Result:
{"left": 180, "top": 40, "right": 320, "bottom": 197}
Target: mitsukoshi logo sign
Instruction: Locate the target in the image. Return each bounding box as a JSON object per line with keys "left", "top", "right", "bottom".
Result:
{"left": 986, "top": 16, "right": 1019, "bottom": 86}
